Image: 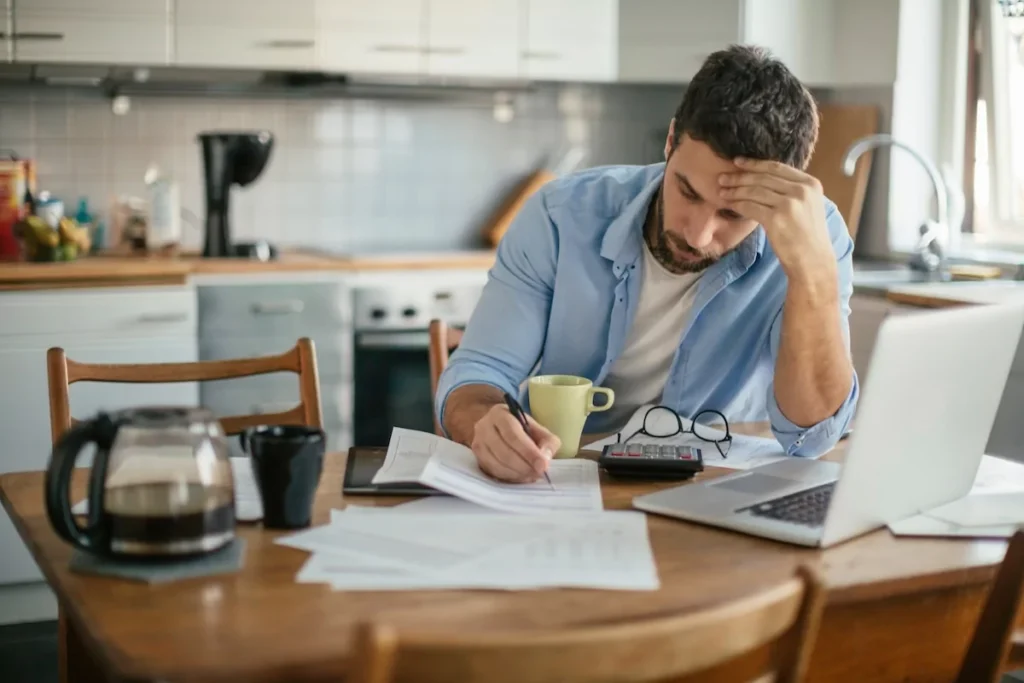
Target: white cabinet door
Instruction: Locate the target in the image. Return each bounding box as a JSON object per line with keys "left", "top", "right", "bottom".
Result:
{"left": 617, "top": 0, "right": 740, "bottom": 83}
{"left": 316, "top": 0, "right": 426, "bottom": 75}
{"left": 424, "top": 0, "right": 520, "bottom": 78}
{"left": 0, "top": 339, "right": 198, "bottom": 585}
{"left": 521, "top": 0, "right": 617, "bottom": 82}
{"left": 176, "top": 0, "right": 316, "bottom": 70}
{"left": 743, "top": 0, "right": 835, "bottom": 86}
{"left": 13, "top": 0, "right": 170, "bottom": 65}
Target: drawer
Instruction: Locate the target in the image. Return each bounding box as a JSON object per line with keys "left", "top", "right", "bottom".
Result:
{"left": 201, "top": 380, "right": 352, "bottom": 428}
{"left": 199, "top": 331, "right": 351, "bottom": 386}
{"left": 199, "top": 282, "right": 351, "bottom": 335}
{"left": 0, "top": 286, "right": 196, "bottom": 338}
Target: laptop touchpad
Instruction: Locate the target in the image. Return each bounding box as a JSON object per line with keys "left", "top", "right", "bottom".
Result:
{"left": 710, "top": 473, "right": 794, "bottom": 496}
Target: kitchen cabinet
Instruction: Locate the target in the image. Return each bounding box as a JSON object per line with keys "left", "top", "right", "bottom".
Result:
{"left": 176, "top": 0, "right": 316, "bottom": 70}
{"left": 316, "top": 0, "right": 427, "bottom": 76}
{"left": 521, "top": 0, "right": 618, "bottom": 82}
{"left": 0, "top": 285, "right": 198, "bottom": 586}
{"left": 197, "top": 281, "right": 354, "bottom": 457}
{"left": 425, "top": 0, "right": 520, "bottom": 78}
{"left": 12, "top": 0, "right": 170, "bottom": 66}
{"left": 847, "top": 293, "right": 922, "bottom": 386}
{"left": 2, "top": 1, "right": 12, "bottom": 62}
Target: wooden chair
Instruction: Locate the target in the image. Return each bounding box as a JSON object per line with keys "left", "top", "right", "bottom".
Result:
{"left": 428, "top": 319, "right": 463, "bottom": 436}
{"left": 46, "top": 337, "right": 323, "bottom": 683}
{"left": 954, "top": 527, "right": 1024, "bottom": 683}
{"left": 349, "top": 564, "right": 828, "bottom": 683}
{"left": 46, "top": 337, "right": 323, "bottom": 443}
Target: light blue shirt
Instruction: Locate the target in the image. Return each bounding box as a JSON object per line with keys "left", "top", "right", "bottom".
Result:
{"left": 436, "top": 163, "right": 859, "bottom": 458}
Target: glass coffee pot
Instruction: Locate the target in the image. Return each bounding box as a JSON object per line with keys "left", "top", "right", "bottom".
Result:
{"left": 45, "top": 406, "right": 236, "bottom": 558}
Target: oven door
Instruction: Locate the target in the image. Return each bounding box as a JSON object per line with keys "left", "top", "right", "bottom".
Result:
{"left": 353, "top": 329, "right": 437, "bottom": 447}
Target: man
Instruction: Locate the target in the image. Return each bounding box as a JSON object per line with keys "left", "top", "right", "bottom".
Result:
{"left": 436, "top": 45, "right": 858, "bottom": 483}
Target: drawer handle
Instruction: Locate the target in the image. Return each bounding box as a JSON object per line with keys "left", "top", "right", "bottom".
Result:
{"left": 251, "top": 301, "right": 304, "bottom": 315}
{"left": 371, "top": 44, "right": 422, "bottom": 54}
{"left": 12, "top": 32, "right": 65, "bottom": 41}
{"left": 136, "top": 312, "right": 189, "bottom": 323}
{"left": 522, "top": 50, "right": 561, "bottom": 60}
{"left": 254, "top": 39, "right": 315, "bottom": 49}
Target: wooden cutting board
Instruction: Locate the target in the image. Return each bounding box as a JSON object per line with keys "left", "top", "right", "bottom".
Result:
{"left": 806, "top": 104, "right": 880, "bottom": 242}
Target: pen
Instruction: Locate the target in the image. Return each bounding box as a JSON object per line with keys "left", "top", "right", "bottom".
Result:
{"left": 502, "top": 391, "right": 556, "bottom": 491}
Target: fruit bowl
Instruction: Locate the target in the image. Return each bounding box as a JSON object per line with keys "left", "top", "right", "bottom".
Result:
{"left": 13, "top": 215, "right": 92, "bottom": 262}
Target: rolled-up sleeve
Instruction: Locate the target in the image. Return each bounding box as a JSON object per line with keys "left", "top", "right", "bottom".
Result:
{"left": 765, "top": 202, "right": 859, "bottom": 458}
{"left": 435, "top": 189, "right": 559, "bottom": 435}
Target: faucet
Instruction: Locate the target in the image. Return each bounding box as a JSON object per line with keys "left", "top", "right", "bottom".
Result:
{"left": 842, "top": 134, "right": 957, "bottom": 279}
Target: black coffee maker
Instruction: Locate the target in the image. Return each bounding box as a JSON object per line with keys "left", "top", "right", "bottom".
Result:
{"left": 199, "top": 131, "right": 275, "bottom": 259}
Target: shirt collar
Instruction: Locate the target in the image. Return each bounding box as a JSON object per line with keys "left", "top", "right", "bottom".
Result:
{"left": 600, "top": 163, "right": 766, "bottom": 275}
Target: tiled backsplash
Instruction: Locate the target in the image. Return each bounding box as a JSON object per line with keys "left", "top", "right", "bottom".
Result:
{"left": 0, "top": 84, "right": 681, "bottom": 253}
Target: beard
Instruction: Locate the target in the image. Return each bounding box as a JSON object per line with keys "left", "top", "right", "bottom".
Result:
{"left": 646, "top": 189, "right": 720, "bottom": 275}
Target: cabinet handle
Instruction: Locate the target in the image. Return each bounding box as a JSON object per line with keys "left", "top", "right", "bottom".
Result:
{"left": 136, "top": 312, "right": 189, "bottom": 324}
{"left": 522, "top": 50, "right": 561, "bottom": 60}
{"left": 250, "top": 300, "right": 305, "bottom": 315}
{"left": 12, "top": 32, "right": 65, "bottom": 41}
{"left": 424, "top": 46, "right": 466, "bottom": 55}
{"left": 255, "top": 39, "right": 315, "bottom": 49}
{"left": 371, "top": 44, "right": 422, "bottom": 54}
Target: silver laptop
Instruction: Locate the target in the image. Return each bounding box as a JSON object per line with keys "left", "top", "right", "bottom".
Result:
{"left": 632, "top": 301, "right": 1024, "bottom": 548}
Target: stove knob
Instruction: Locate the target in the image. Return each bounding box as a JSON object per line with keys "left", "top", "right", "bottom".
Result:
{"left": 401, "top": 307, "right": 417, "bottom": 318}
{"left": 370, "top": 308, "right": 387, "bottom": 320}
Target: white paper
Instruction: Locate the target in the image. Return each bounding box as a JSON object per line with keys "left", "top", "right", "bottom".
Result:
{"left": 372, "top": 428, "right": 604, "bottom": 514}
{"left": 71, "top": 456, "right": 263, "bottom": 521}
{"left": 420, "top": 445, "right": 604, "bottom": 514}
{"left": 925, "top": 492, "right": 1024, "bottom": 527}
{"left": 276, "top": 511, "right": 555, "bottom": 572}
{"left": 586, "top": 405, "right": 788, "bottom": 470}
{"left": 284, "top": 510, "right": 659, "bottom": 592}
{"left": 388, "top": 496, "right": 499, "bottom": 515}
{"left": 970, "top": 454, "right": 1024, "bottom": 495}
{"left": 887, "top": 454, "right": 1024, "bottom": 538}
{"left": 371, "top": 427, "right": 442, "bottom": 484}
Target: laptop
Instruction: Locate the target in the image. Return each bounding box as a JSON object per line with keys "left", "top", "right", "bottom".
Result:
{"left": 632, "top": 301, "right": 1024, "bottom": 548}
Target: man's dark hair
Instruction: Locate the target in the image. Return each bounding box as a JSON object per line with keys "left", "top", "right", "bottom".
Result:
{"left": 671, "top": 44, "right": 819, "bottom": 170}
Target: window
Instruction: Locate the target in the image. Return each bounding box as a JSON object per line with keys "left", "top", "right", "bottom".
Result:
{"left": 969, "top": 0, "right": 1024, "bottom": 242}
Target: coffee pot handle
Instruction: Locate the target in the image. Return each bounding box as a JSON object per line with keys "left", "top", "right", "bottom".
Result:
{"left": 45, "top": 414, "right": 116, "bottom": 552}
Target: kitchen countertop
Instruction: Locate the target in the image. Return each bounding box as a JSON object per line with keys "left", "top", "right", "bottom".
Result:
{"left": 0, "top": 249, "right": 498, "bottom": 291}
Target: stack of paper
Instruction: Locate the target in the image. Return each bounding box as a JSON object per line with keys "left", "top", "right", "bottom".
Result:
{"left": 276, "top": 503, "right": 660, "bottom": 591}
{"left": 373, "top": 428, "right": 604, "bottom": 514}
{"left": 586, "top": 405, "right": 789, "bottom": 470}
{"left": 888, "top": 455, "right": 1024, "bottom": 538}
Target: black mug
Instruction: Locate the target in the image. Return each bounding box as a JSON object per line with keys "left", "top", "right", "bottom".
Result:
{"left": 240, "top": 425, "right": 326, "bottom": 529}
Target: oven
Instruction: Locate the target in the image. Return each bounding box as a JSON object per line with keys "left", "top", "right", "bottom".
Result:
{"left": 352, "top": 282, "right": 485, "bottom": 447}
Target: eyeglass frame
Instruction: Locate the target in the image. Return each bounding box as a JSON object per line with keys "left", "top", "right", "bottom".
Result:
{"left": 615, "top": 405, "right": 733, "bottom": 459}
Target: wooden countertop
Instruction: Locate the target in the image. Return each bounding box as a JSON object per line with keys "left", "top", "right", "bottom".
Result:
{"left": 0, "top": 250, "right": 497, "bottom": 291}
{"left": 886, "top": 281, "right": 1024, "bottom": 308}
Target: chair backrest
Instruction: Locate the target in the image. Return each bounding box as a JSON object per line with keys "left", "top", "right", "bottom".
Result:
{"left": 427, "top": 319, "right": 464, "bottom": 436}
{"left": 955, "top": 527, "right": 1024, "bottom": 683}
{"left": 348, "top": 564, "right": 827, "bottom": 683}
{"left": 46, "top": 337, "right": 323, "bottom": 443}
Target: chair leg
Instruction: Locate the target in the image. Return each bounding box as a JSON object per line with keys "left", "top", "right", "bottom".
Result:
{"left": 59, "top": 602, "right": 108, "bottom": 683}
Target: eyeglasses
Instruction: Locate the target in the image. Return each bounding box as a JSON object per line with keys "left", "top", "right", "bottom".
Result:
{"left": 616, "top": 405, "right": 733, "bottom": 459}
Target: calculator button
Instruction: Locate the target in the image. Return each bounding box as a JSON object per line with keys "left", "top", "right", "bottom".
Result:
{"left": 642, "top": 445, "right": 659, "bottom": 458}
{"left": 679, "top": 453, "right": 693, "bottom": 460}
{"left": 609, "top": 445, "right": 625, "bottom": 457}
{"left": 627, "top": 444, "right": 643, "bottom": 456}
{"left": 659, "top": 446, "right": 676, "bottom": 459}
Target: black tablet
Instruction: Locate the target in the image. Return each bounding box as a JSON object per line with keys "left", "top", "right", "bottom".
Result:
{"left": 341, "top": 447, "right": 444, "bottom": 496}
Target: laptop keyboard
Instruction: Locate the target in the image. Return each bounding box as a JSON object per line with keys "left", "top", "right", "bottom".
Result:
{"left": 739, "top": 482, "right": 836, "bottom": 528}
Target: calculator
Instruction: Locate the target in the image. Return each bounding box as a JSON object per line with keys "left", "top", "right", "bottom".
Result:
{"left": 598, "top": 442, "right": 705, "bottom": 481}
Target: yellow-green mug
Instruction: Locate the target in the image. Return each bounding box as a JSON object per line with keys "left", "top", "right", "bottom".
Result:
{"left": 527, "top": 375, "right": 615, "bottom": 459}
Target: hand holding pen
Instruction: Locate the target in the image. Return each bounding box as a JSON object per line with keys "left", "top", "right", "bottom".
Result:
{"left": 503, "top": 392, "right": 556, "bottom": 491}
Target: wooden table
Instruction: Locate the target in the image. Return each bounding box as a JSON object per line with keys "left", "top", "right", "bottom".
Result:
{"left": 0, "top": 426, "right": 1014, "bottom": 683}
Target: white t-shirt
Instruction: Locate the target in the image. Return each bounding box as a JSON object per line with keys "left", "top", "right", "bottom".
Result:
{"left": 602, "top": 241, "right": 703, "bottom": 430}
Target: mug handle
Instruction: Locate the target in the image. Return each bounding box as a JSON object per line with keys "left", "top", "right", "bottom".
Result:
{"left": 44, "top": 414, "right": 116, "bottom": 552}
{"left": 587, "top": 387, "right": 615, "bottom": 413}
